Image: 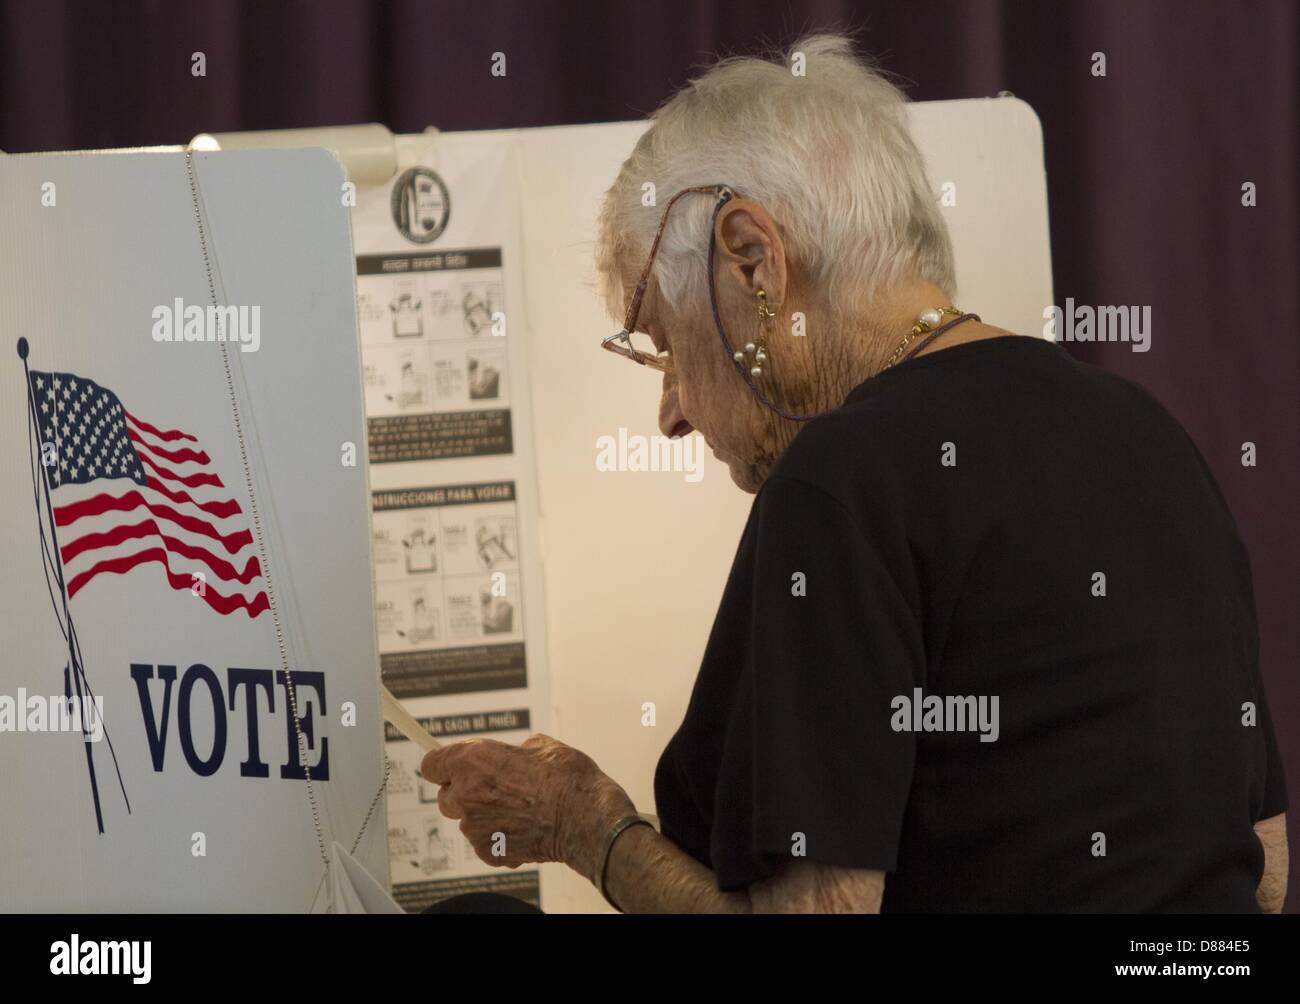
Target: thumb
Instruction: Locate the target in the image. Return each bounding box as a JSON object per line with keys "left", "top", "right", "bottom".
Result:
{"left": 420, "top": 746, "right": 449, "bottom": 784}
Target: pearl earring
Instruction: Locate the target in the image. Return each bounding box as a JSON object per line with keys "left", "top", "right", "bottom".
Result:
{"left": 733, "top": 288, "right": 775, "bottom": 379}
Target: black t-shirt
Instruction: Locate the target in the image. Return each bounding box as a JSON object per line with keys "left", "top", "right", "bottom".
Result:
{"left": 653, "top": 336, "right": 1287, "bottom": 912}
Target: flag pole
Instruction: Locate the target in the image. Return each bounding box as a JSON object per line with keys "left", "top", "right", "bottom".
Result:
{"left": 17, "top": 336, "right": 108, "bottom": 833}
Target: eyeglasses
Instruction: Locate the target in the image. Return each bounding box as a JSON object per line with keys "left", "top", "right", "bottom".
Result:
{"left": 601, "top": 185, "right": 733, "bottom": 375}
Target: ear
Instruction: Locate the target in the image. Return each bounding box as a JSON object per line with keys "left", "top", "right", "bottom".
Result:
{"left": 714, "top": 199, "right": 788, "bottom": 307}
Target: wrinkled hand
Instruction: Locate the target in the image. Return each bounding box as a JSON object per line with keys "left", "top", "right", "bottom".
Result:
{"left": 420, "top": 734, "right": 636, "bottom": 876}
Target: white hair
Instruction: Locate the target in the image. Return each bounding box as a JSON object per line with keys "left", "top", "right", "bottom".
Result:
{"left": 596, "top": 33, "right": 955, "bottom": 320}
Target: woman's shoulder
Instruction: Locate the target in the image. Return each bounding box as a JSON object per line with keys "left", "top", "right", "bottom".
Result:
{"left": 762, "top": 407, "right": 886, "bottom": 516}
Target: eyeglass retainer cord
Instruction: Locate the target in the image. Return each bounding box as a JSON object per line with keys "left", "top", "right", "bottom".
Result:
{"left": 704, "top": 187, "right": 821, "bottom": 423}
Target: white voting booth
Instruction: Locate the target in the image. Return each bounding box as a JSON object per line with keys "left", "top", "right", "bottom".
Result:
{"left": 0, "top": 148, "right": 388, "bottom": 911}
{"left": 0, "top": 98, "right": 1051, "bottom": 913}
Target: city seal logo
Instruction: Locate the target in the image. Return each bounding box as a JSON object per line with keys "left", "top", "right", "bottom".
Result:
{"left": 390, "top": 167, "right": 450, "bottom": 244}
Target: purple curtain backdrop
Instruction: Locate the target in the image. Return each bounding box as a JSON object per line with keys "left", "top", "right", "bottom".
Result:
{"left": 2, "top": 0, "right": 1296, "bottom": 910}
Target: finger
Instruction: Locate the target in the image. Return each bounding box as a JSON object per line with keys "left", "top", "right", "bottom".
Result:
{"left": 462, "top": 824, "right": 496, "bottom": 867}
{"left": 462, "top": 822, "right": 520, "bottom": 869}
{"left": 420, "top": 747, "right": 450, "bottom": 784}
{"left": 420, "top": 738, "right": 486, "bottom": 783}
{"left": 437, "top": 783, "right": 463, "bottom": 820}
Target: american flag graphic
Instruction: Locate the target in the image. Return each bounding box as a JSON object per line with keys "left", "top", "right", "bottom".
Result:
{"left": 31, "top": 369, "right": 269, "bottom": 618}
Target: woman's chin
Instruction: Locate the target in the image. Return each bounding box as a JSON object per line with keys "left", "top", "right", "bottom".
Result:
{"left": 725, "top": 458, "right": 765, "bottom": 495}
{"left": 707, "top": 438, "right": 765, "bottom": 493}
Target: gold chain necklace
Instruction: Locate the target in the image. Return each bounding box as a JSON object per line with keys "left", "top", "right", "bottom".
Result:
{"left": 884, "top": 306, "right": 967, "bottom": 370}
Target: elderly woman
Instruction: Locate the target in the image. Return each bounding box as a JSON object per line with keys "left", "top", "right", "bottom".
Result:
{"left": 421, "top": 35, "right": 1288, "bottom": 913}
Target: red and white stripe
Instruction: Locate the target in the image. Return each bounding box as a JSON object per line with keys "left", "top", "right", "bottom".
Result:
{"left": 53, "top": 410, "right": 270, "bottom": 618}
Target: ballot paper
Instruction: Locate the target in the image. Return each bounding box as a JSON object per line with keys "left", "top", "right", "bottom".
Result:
{"left": 351, "top": 131, "right": 550, "bottom": 912}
